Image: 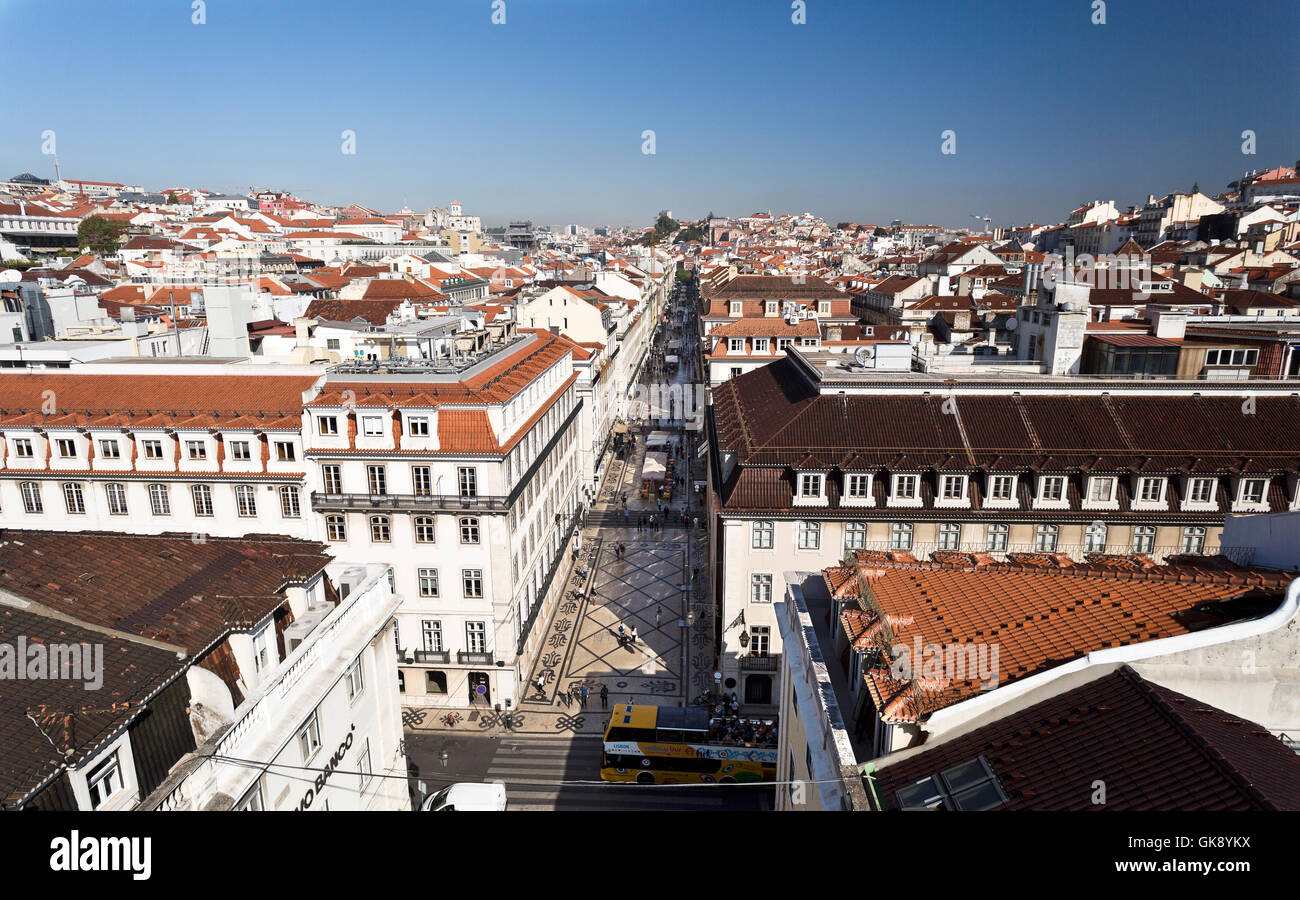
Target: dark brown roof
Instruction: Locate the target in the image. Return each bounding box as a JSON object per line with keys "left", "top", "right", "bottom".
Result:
{"left": 0, "top": 606, "right": 183, "bottom": 807}
{"left": 0, "top": 531, "right": 332, "bottom": 655}
{"left": 872, "top": 667, "right": 1300, "bottom": 810}
{"left": 707, "top": 274, "right": 842, "bottom": 300}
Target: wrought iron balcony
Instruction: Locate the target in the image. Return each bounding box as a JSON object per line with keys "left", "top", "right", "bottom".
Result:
{"left": 414, "top": 650, "right": 450, "bottom": 664}
{"left": 310, "top": 491, "right": 509, "bottom": 513}
{"left": 457, "top": 651, "right": 495, "bottom": 666}
{"left": 739, "top": 654, "right": 779, "bottom": 672}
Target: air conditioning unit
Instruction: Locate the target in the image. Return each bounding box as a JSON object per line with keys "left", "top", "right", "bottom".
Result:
{"left": 337, "top": 566, "right": 367, "bottom": 601}
{"left": 283, "top": 604, "right": 333, "bottom": 654}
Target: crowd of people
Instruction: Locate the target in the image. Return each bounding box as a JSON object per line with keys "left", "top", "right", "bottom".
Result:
{"left": 708, "top": 715, "right": 778, "bottom": 748}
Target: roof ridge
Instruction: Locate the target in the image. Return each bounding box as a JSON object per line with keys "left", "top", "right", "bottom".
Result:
{"left": 1119, "top": 667, "right": 1276, "bottom": 810}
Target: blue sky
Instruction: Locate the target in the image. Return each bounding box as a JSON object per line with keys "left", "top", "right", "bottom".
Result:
{"left": 1, "top": 0, "right": 1296, "bottom": 227}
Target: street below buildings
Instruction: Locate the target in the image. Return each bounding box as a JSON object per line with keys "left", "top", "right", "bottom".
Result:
{"left": 405, "top": 731, "right": 772, "bottom": 810}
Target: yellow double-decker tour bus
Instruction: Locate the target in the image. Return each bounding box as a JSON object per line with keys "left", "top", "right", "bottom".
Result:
{"left": 600, "top": 703, "right": 777, "bottom": 785}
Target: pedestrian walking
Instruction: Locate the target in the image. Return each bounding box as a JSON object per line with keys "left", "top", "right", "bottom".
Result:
{"left": 536, "top": 673, "right": 546, "bottom": 697}
{"left": 560, "top": 689, "right": 570, "bottom": 708}
{"left": 580, "top": 684, "right": 589, "bottom": 709}
{"left": 600, "top": 684, "right": 608, "bottom": 708}
{"left": 655, "top": 605, "right": 662, "bottom": 628}
{"left": 630, "top": 625, "right": 638, "bottom": 644}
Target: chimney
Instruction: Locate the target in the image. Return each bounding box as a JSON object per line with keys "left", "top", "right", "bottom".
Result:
{"left": 958, "top": 275, "right": 971, "bottom": 297}
{"left": 937, "top": 276, "right": 951, "bottom": 297}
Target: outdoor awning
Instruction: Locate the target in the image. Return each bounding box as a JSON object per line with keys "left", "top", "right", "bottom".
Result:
{"left": 643, "top": 451, "right": 668, "bottom": 479}
{"left": 613, "top": 423, "right": 628, "bottom": 434}
{"left": 646, "top": 431, "right": 672, "bottom": 448}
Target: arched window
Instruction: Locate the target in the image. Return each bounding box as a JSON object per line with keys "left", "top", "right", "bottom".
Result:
{"left": 370, "top": 515, "right": 391, "bottom": 543}
{"left": 414, "top": 516, "right": 436, "bottom": 543}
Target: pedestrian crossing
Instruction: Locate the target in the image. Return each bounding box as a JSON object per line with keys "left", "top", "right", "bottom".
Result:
{"left": 484, "top": 736, "right": 766, "bottom": 811}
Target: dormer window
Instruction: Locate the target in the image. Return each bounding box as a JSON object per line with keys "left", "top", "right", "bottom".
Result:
{"left": 14, "top": 439, "right": 33, "bottom": 458}
{"left": 777, "top": 338, "right": 793, "bottom": 351}
{"left": 185, "top": 440, "right": 205, "bottom": 460}
{"left": 891, "top": 473, "right": 920, "bottom": 504}
{"left": 987, "top": 474, "right": 1016, "bottom": 503}
{"left": 798, "top": 473, "right": 824, "bottom": 498}
{"left": 818, "top": 301, "right": 830, "bottom": 315}
{"left": 765, "top": 301, "right": 777, "bottom": 315}
{"left": 728, "top": 338, "right": 745, "bottom": 353}
{"left": 1187, "top": 477, "right": 1216, "bottom": 505}
{"left": 844, "top": 473, "right": 873, "bottom": 505}
{"left": 99, "top": 439, "right": 121, "bottom": 459}
{"left": 361, "top": 415, "right": 385, "bottom": 436}
{"left": 753, "top": 338, "right": 769, "bottom": 353}
{"left": 940, "top": 475, "right": 967, "bottom": 501}
{"left": 1237, "top": 477, "right": 1269, "bottom": 508}
{"left": 1136, "top": 476, "right": 1166, "bottom": 505}
{"left": 142, "top": 440, "right": 163, "bottom": 459}
{"left": 408, "top": 416, "right": 430, "bottom": 436}
{"left": 1036, "top": 475, "right": 1066, "bottom": 504}
{"left": 729, "top": 301, "right": 742, "bottom": 316}
{"left": 1087, "top": 476, "right": 1115, "bottom": 503}
{"left": 57, "top": 439, "right": 77, "bottom": 458}
{"left": 317, "top": 415, "right": 339, "bottom": 435}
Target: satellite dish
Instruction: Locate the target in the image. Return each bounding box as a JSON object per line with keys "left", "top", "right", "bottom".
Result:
{"left": 0, "top": 269, "right": 21, "bottom": 283}
{"left": 854, "top": 345, "right": 875, "bottom": 365}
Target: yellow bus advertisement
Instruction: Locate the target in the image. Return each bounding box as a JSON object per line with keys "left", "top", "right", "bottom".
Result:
{"left": 599, "top": 703, "right": 777, "bottom": 785}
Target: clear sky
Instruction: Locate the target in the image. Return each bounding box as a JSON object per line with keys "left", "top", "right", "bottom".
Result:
{"left": 1, "top": 0, "right": 1296, "bottom": 228}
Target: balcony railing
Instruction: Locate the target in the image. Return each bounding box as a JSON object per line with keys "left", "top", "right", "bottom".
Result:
{"left": 457, "top": 651, "right": 494, "bottom": 666}
{"left": 739, "top": 654, "right": 779, "bottom": 672}
{"left": 839, "top": 540, "right": 1242, "bottom": 566}
{"left": 414, "top": 649, "right": 450, "bottom": 664}
{"left": 310, "top": 491, "right": 509, "bottom": 513}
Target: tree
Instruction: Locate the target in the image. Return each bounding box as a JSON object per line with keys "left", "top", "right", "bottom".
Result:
{"left": 835, "top": 222, "right": 852, "bottom": 230}
{"left": 166, "top": 192, "right": 178, "bottom": 204}
{"left": 873, "top": 227, "right": 888, "bottom": 237}
{"left": 77, "top": 215, "right": 128, "bottom": 255}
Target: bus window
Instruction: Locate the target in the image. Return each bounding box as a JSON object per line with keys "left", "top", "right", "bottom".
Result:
{"left": 656, "top": 729, "right": 684, "bottom": 743}
{"left": 607, "top": 727, "right": 657, "bottom": 742}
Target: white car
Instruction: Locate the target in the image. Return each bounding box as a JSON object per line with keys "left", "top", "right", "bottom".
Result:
{"left": 420, "top": 782, "right": 508, "bottom": 812}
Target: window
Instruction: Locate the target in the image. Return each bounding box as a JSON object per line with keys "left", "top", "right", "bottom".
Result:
{"left": 86, "top": 752, "right": 124, "bottom": 810}
{"left": 1084, "top": 522, "right": 1108, "bottom": 552}
{"left": 414, "top": 516, "right": 436, "bottom": 542}
{"left": 361, "top": 415, "right": 384, "bottom": 436}
{"left": 750, "top": 573, "right": 773, "bottom": 604}
{"left": 986, "top": 523, "right": 1008, "bottom": 551}
{"left": 777, "top": 338, "right": 793, "bottom": 351}
{"left": 893, "top": 474, "right": 918, "bottom": 501}
{"left": 230, "top": 440, "right": 251, "bottom": 461}
{"left": 317, "top": 416, "right": 338, "bottom": 435}
{"left": 235, "top": 484, "right": 257, "bottom": 517}
{"left": 1132, "top": 526, "right": 1156, "bottom": 554}
{"left": 358, "top": 739, "right": 373, "bottom": 792}
{"left": 56, "top": 438, "right": 77, "bottom": 458}
{"left": 797, "top": 521, "right": 821, "bottom": 549}
{"left": 749, "top": 625, "right": 770, "bottom": 657}
{"left": 1205, "top": 348, "right": 1258, "bottom": 367}
{"left": 940, "top": 475, "right": 966, "bottom": 501}
{"left": 325, "top": 338, "right": 341, "bottom": 351}
{"left": 938, "top": 523, "right": 961, "bottom": 550}
{"left": 1188, "top": 477, "right": 1216, "bottom": 504}
{"left": 370, "top": 515, "right": 391, "bottom": 542}
{"left": 1038, "top": 476, "right": 1065, "bottom": 503}
{"left": 890, "top": 522, "right": 913, "bottom": 550}
{"left": 321, "top": 464, "right": 342, "bottom": 494}
{"left": 458, "top": 467, "right": 478, "bottom": 498}
{"left": 419, "top": 569, "right": 440, "bottom": 598}
{"left": 297, "top": 711, "right": 322, "bottom": 761}
{"left": 408, "top": 416, "right": 430, "bottom": 437}
{"left": 326, "top": 514, "right": 347, "bottom": 541}
{"left": 460, "top": 517, "right": 480, "bottom": 544}
{"left": 463, "top": 570, "right": 484, "bottom": 598}
{"left": 238, "top": 778, "right": 265, "bottom": 812}
{"left": 367, "top": 465, "right": 387, "bottom": 495}
{"left": 275, "top": 441, "right": 296, "bottom": 462}
{"left": 345, "top": 657, "right": 365, "bottom": 701}
{"left": 1181, "top": 526, "right": 1206, "bottom": 553}
{"left": 185, "top": 440, "right": 206, "bottom": 460}
{"left": 752, "top": 520, "right": 774, "bottom": 549}
{"left": 105, "top": 483, "right": 128, "bottom": 516}
{"left": 753, "top": 338, "right": 769, "bottom": 352}
{"left": 62, "top": 482, "right": 85, "bottom": 515}
{"left": 412, "top": 466, "right": 432, "bottom": 496}
{"left": 149, "top": 483, "right": 171, "bottom": 516}
{"left": 191, "top": 484, "right": 214, "bottom": 517}
{"left": 466, "top": 621, "right": 487, "bottom": 652}
{"left": 766, "top": 301, "right": 778, "bottom": 315}
{"left": 845, "top": 521, "right": 867, "bottom": 550}
{"left": 727, "top": 338, "right": 745, "bottom": 353}
{"left": 846, "top": 473, "right": 871, "bottom": 499}
{"left": 987, "top": 475, "right": 1015, "bottom": 502}
{"left": 729, "top": 301, "right": 742, "bottom": 316}
{"left": 1138, "top": 477, "right": 1165, "bottom": 504}
{"left": 13, "top": 438, "right": 33, "bottom": 458}
{"left": 279, "top": 486, "right": 301, "bottom": 518}
{"left": 1034, "top": 524, "right": 1059, "bottom": 552}
{"left": 1088, "top": 477, "right": 1115, "bottom": 503}
{"left": 798, "top": 473, "right": 823, "bottom": 498}
{"left": 1240, "top": 478, "right": 1268, "bottom": 505}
